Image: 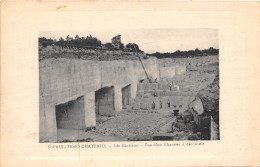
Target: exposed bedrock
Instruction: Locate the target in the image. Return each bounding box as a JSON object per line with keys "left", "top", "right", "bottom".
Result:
{"left": 186, "top": 73, "right": 219, "bottom": 140}
{"left": 39, "top": 57, "right": 160, "bottom": 142}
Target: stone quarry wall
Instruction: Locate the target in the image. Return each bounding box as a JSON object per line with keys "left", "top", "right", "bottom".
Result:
{"left": 175, "top": 64, "right": 186, "bottom": 75}
{"left": 95, "top": 87, "right": 115, "bottom": 116}
{"left": 40, "top": 57, "right": 159, "bottom": 106}
{"left": 184, "top": 73, "right": 219, "bottom": 140}
{"left": 137, "top": 82, "right": 196, "bottom": 97}
{"left": 55, "top": 96, "right": 86, "bottom": 130}
{"left": 158, "top": 59, "right": 187, "bottom": 77}
{"left": 39, "top": 57, "right": 160, "bottom": 142}
{"left": 160, "top": 67, "right": 175, "bottom": 78}
{"left": 132, "top": 95, "right": 195, "bottom": 111}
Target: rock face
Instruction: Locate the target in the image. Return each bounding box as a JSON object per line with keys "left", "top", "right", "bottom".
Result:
{"left": 175, "top": 64, "right": 186, "bottom": 75}
{"left": 176, "top": 72, "right": 219, "bottom": 140}
{"left": 39, "top": 57, "right": 160, "bottom": 142}
{"left": 40, "top": 57, "right": 160, "bottom": 107}
{"left": 191, "top": 97, "right": 204, "bottom": 115}
{"left": 160, "top": 67, "right": 175, "bottom": 78}
{"left": 197, "top": 73, "right": 219, "bottom": 125}
{"left": 196, "top": 73, "right": 219, "bottom": 139}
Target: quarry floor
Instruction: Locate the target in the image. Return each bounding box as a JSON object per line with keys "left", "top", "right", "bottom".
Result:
{"left": 57, "top": 109, "right": 175, "bottom": 142}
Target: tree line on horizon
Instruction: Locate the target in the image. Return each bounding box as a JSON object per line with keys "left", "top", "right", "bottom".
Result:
{"left": 39, "top": 35, "right": 219, "bottom": 58}
{"left": 147, "top": 47, "right": 219, "bottom": 58}
{"left": 39, "top": 34, "right": 143, "bottom": 52}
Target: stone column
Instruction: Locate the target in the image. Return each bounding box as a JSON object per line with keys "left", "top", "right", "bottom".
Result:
{"left": 210, "top": 116, "right": 219, "bottom": 140}
{"left": 130, "top": 81, "right": 137, "bottom": 101}
{"left": 40, "top": 104, "right": 57, "bottom": 143}
{"left": 114, "top": 85, "right": 122, "bottom": 114}
{"left": 84, "top": 91, "right": 96, "bottom": 128}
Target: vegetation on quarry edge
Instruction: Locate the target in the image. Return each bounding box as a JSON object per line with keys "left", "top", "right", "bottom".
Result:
{"left": 39, "top": 34, "right": 219, "bottom": 61}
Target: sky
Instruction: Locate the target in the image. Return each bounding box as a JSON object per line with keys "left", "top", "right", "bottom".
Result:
{"left": 40, "top": 29, "right": 218, "bottom": 53}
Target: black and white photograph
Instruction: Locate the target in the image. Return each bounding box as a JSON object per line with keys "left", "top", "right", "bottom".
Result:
{"left": 39, "top": 29, "right": 219, "bottom": 143}
{"left": 2, "top": 1, "right": 260, "bottom": 166}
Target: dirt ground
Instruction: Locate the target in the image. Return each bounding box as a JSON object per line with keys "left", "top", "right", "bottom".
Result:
{"left": 94, "top": 110, "right": 173, "bottom": 138}
{"left": 57, "top": 110, "right": 174, "bottom": 142}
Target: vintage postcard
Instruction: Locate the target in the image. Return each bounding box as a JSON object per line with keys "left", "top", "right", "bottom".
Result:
{"left": 1, "top": 1, "right": 260, "bottom": 167}
{"left": 39, "top": 29, "right": 219, "bottom": 143}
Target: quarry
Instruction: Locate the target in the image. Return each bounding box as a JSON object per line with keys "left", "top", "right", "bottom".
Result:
{"left": 39, "top": 40, "right": 219, "bottom": 143}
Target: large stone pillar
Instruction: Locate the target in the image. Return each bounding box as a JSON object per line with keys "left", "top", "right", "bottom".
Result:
{"left": 84, "top": 92, "right": 96, "bottom": 128}
{"left": 114, "top": 85, "right": 122, "bottom": 114}
{"left": 40, "top": 104, "right": 57, "bottom": 143}
{"left": 130, "top": 81, "right": 138, "bottom": 101}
